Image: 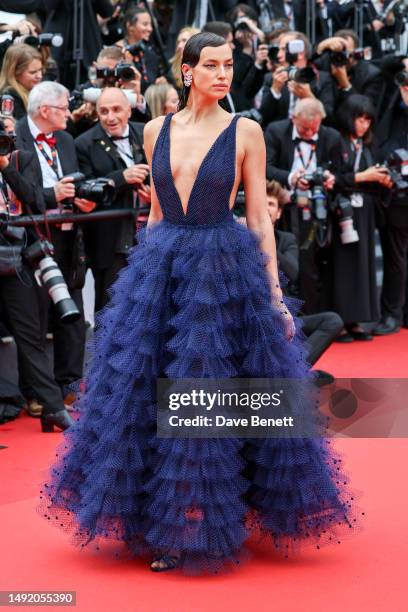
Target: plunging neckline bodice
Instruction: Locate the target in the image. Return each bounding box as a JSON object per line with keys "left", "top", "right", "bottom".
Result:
{"left": 152, "top": 112, "right": 240, "bottom": 226}
{"left": 167, "top": 113, "right": 237, "bottom": 218}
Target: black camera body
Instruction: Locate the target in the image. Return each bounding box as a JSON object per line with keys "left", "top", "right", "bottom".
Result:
{"left": 304, "top": 167, "right": 325, "bottom": 188}
{"left": 23, "top": 239, "right": 54, "bottom": 267}
{"left": 0, "top": 130, "right": 16, "bottom": 156}
{"left": 91, "top": 63, "right": 135, "bottom": 84}
{"left": 384, "top": 149, "right": 408, "bottom": 195}
{"left": 269, "top": 40, "right": 315, "bottom": 84}
{"left": 62, "top": 172, "right": 115, "bottom": 208}
{"left": 395, "top": 70, "right": 408, "bottom": 87}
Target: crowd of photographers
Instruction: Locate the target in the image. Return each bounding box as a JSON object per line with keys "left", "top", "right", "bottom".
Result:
{"left": 0, "top": 1, "right": 407, "bottom": 429}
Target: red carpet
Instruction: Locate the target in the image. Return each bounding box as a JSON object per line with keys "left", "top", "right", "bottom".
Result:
{"left": 1, "top": 332, "right": 408, "bottom": 611}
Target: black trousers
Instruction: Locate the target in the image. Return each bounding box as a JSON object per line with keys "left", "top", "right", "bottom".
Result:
{"left": 0, "top": 269, "right": 65, "bottom": 416}
{"left": 92, "top": 254, "right": 127, "bottom": 312}
{"left": 301, "top": 311, "right": 343, "bottom": 366}
{"left": 378, "top": 223, "right": 408, "bottom": 321}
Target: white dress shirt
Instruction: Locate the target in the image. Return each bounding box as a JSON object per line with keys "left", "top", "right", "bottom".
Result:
{"left": 27, "top": 115, "right": 63, "bottom": 188}
{"left": 288, "top": 125, "right": 318, "bottom": 189}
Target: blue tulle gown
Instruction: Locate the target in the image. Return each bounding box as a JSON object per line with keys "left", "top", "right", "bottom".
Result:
{"left": 39, "top": 113, "right": 360, "bottom": 573}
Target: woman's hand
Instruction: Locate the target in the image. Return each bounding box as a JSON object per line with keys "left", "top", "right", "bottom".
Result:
{"left": 271, "top": 293, "right": 296, "bottom": 342}
{"left": 356, "top": 166, "right": 393, "bottom": 187}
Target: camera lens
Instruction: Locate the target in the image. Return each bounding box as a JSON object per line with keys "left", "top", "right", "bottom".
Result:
{"left": 0, "top": 134, "right": 14, "bottom": 156}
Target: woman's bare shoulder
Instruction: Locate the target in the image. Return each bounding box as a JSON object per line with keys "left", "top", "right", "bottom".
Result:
{"left": 236, "top": 116, "right": 264, "bottom": 140}
{"left": 144, "top": 115, "right": 166, "bottom": 140}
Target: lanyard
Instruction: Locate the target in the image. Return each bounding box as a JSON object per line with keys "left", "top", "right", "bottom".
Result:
{"left": 295, "top": 142, "right": 316, "bottom": 172}
{"left": 351, "top": 139, "right": 363, "bottom": 172}
{"left": 35, "top": 140, "right": 62, "bottom": 179}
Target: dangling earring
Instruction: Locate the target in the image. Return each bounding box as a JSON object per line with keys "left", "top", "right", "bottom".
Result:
{"left": 183, "top": 72, "right": 192, "bottom": 87}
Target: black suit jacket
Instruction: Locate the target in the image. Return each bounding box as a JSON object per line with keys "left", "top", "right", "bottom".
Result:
{"left": 260, "top": 69, "right": 335, "bottom": 126}
{"left": 264, "top": 119, "right": 343, "bottom": 186}
{"left": 15, "top": 115, "right": 80, "bottom": 209}
{"left": 75, "top": 121, "right": 146, "bottom": 268}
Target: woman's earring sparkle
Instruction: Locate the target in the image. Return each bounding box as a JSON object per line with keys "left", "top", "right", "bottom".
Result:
{"left": 184, "top": 72, "right": 193, "bottom": 87}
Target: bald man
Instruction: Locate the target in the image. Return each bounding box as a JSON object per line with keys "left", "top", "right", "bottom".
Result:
{"left": 75, "top": 88, "right": 151, "bottom": 310}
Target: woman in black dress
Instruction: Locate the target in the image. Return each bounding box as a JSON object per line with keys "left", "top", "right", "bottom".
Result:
{"left": 333, "top": 94, "right": 393, "bottom": 342}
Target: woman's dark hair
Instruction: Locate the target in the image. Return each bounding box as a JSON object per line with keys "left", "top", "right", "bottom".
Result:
{"left": 337, "top": 94, "right": 376, "bottom": 144}
{"left": 178, "top": 32, "right": 228, "bottom": 111}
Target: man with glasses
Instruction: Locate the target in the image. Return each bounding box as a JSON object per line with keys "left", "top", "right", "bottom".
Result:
{"left": 15, "top": 81, "right": 94, "bottom": 408}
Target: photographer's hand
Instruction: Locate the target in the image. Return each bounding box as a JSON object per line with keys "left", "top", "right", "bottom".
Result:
{"left": 323, "top": 171, "right": 336, "bottom": 190}
{"left": 272, "top": 68, "right": 289, "bottom": 95}
{"left": 54, "top": 177, "right": 76, "bottom": 202}
{"left": 71, "top": 102, "right": 97, "bottom": 123}
{"left": 330, "top": 65, "right": 351, "bottom": 89}
{"left": 356, "top": 166, "right": 393, "bottom": 187}
{"left": 138, "top": 183, "right": 151, "bottom": 204}
{"left": 0, "top": 155, "right": 9, "bottom": 171}
{"left": 317, "top": 36, "right": 346, "bottom": 55}
{"left": 119, "top": 66, "right": 142, "bottom": 96}
{"left": 255, "top": 44, "right": 268, "bottom": 67}
{"left": 289, "top": 82, "right": 315, "bottom": 99}
{"left": 74, "top": 198, "right": 97, "bottom": 213}
{"left": 123, "top": 164, "right": 150, "bottom": 185}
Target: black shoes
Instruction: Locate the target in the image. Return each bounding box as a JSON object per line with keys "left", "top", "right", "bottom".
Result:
{"left": 41, "top": 409, "right": 75, "bottom": 432}
{"left": 312, "top": 370, "right": 335, "bottom": 387}
{"left": 373, "top": 316, "right": 401, "bottom": 336}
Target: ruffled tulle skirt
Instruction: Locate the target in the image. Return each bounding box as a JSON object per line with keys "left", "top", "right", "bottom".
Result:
{"left": 38, "top": 219, "right": 361, "bottom": 573}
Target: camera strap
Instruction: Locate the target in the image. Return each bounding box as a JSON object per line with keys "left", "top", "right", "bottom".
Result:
{"left": 13, "top": 151, "right": 52, "bottom": 243}
{"left": 295, "top": 142, "right": 316, "bottom": 172}
{"left": 34, "top": 139, "right": 62, "bottom": 180}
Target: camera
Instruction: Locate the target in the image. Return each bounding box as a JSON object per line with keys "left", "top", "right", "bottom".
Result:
{"left": 23, "top": 240, "right": 80, "bottom": 323}
{"left": 395, "top": 70, "right": 408, "bottom": 87}
{"left": 384, "top": 149, "right": 408, "bottom": 195}
{"left": 269, "top": 40, "right": 315, "bottom": 84}
{"left": 69, "top": 87, "right": 139, "bottom": 112}
{"left": 0, "top": 116, "right": 16, "bottom": 155}
{"left": 13, "top": 33, "right": 63, "bottom": 48}
{"left": 61, "top": 172, "right": 115, "bottom": 208}
{"left": 234, "top": 17, "right": 251, "bottom": 32}
{"left": 88, "top": 63, "right": 135, "bottom": 84}
{"left": 328, "top": 47, "right": 364, "bottom": 67}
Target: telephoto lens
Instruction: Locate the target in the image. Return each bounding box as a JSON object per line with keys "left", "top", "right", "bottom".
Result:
{"left": 34, "top": 257, "right": 80, "bottom": 323}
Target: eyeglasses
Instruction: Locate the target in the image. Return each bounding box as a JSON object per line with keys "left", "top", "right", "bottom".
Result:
{"left": 41, "top": 104, "right": 70, "bottom": 112}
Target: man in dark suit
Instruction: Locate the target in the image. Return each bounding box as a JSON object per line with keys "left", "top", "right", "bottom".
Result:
{"left": 15, "top": 81, "right": 93, "bottom": 398}
{"left": 260, "top": 30, "right": 335, "bottom": 126}
{"left": 374, "top": 63, "right": 408, "bottom": 335}
{"left": 75, "top": 87, "right": 150, "bottom": 311}
{"left": 0, "top": 118, "right": 73, "bottom": 431}
{"left": 265, "top": 98, "right": 342, "bottom": 313}
{"left": 315, "top": 30, "right": 384, "bottom": 117}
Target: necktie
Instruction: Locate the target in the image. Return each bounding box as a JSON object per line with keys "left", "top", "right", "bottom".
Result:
{"left": 36, "top": 133, "right": 57, "bottom": 147}
{"left": 294, "top": 137, "right": 317, "bottom": 146}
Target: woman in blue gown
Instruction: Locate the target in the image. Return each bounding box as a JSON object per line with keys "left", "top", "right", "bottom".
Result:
{"left": 39, "top": 33, "right": 360, "bottom": 573}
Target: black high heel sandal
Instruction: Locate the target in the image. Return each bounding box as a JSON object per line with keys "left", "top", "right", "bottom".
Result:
{"left": 150, "top": 554, "right": 180, "bottom": 572}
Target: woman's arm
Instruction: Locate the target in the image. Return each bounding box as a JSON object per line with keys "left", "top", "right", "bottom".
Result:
{"left": 241, "top": 119, "right": 295, "bottom": 340}
{"left": 143, "top": 118, "right": 164, "bottom": 227}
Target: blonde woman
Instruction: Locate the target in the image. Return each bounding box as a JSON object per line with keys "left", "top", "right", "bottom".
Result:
{"left": 145, "top": 82, "right": 179, "bottom": 118}
{"left": 0, "top": 44, "right": 43, "bottom": 119}
{"left": 169, "top": 26, "right": 200, "bottom": 89}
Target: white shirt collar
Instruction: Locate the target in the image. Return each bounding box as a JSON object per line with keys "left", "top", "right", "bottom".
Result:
{"left": 107, "top": 125, "right": 130, "bottom": 140}
{"left": 27, "top": 115, "right": 54, "bottom": 139}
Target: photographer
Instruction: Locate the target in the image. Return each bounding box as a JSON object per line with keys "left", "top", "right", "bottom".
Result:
{"left": 15, "top": 81, "right": 94, "bottom": 399}
{"left": 265, "top": 98, "right": 342, "bottom": 313}
{"left": 0, "top": 44, "right": 43, "bottom": 119}
{"left": 68, "top": 45, "right": 149, "bottom": 137}
{"left": 115, "top": 7, "right": 161, "bottom": 93}
{"left": 333, "top": 95, "right": 393, "bottom": 342}
{"left": 374, "top": 57, "right": 408, "bottom": 335}
{"left": 315, "top": 30, "right": 383, "bottom": 114}
{"left": 0, "top": 117, "right": 73, "bottom": 432}
{"left": 259, "top": 31, "right": 335, "bottom": 126}
{"left": 75, "top": 87, "right": 150, "bottom": 311}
